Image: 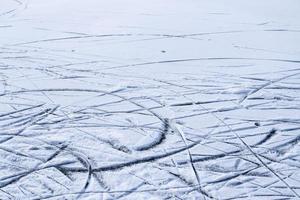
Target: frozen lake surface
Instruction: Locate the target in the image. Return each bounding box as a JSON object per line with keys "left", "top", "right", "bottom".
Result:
{"left": 1, "top": 0, "right": 300, "bottom": 199}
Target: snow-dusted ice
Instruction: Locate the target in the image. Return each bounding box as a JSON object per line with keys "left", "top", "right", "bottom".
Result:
{"left": 1, "top": 0, "right": 300, "bottom": 199}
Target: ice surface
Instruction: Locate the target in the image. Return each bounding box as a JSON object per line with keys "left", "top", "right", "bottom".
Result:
{"left": 1, "top": 0, "right": 300, "bottom": 199}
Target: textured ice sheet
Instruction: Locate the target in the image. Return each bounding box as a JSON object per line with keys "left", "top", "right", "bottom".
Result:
{"left": 0, "top": 0, "right": 300, "bottom": 199}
